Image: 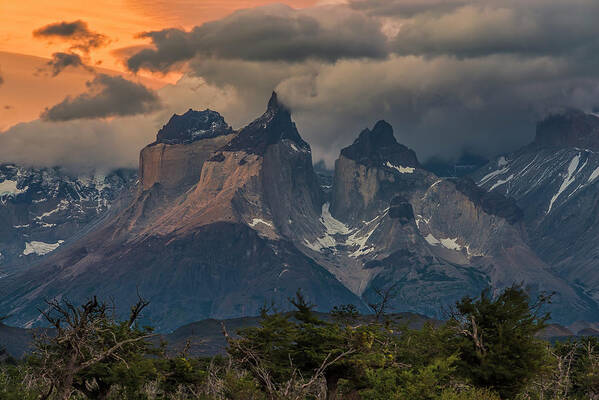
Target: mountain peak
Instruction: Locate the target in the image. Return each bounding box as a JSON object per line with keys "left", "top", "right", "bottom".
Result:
{"left": 267, "top": 91, "right": 286, "bottom": 113}
{"left": 223, "top": 92, "right": 309, "bottom": 155}
{"left": 534, "top": 109, "right": 599, "bottom": 151}
{"left": 156, "top": 109, "right": 233, "bottom": 145}
{"left": 363, "top": 120, "right": 396, "bottom": 146}
{"left": 341, "top": 120, "right": 420, "bottom": 169}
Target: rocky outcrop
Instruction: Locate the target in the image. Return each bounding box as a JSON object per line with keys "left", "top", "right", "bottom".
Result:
{"left": 332, "top": 121, "right": 425, "bottom": 223}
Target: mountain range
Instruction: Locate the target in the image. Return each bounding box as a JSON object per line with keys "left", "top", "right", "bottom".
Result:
{"left": 1, "top": 95, "right": 599, "bottom": 331}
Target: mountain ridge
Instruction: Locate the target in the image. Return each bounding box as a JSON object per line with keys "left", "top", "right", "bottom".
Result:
{"left": 1, "top": 98, "right": 598, "bottom": 330}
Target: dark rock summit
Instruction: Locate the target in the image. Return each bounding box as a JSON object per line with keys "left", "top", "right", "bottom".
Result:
{"left": 224, "top": 92, "right": 309, "bottom": 155}
{"left": 341, "top": 120, "right": 420, "bottom": 169}
{"left": 156, "top": 109, "right": 233, "bottom": 144}
{"left": 534, "top": 109, "right": 599, "bottom": 151}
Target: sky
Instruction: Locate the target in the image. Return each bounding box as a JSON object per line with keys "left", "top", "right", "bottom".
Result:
{"left": 1, "top": 0, "right": 599, "bottom": 172}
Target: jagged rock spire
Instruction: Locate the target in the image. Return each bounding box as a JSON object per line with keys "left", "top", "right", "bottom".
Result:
{"left": 224, "top": 91, "right": 309, "bottom": 155}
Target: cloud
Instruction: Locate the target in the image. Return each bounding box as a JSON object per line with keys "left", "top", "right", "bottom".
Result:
{"left": 4, "top": 0, "right": 599, "bottom": 173}
{"left": 41, "top": 52, "right": 93, "bottom": 77}
{"left": 183, "top": 52, "right": 599, "bottom": 166}
{"left": 382, "top": 0, "right": 599, "bottom": 59}
{"left": 32, "top": 20, "right": 108, "bottom": 53}
{"left": 349, "top": 0, "right": 469, "bottom": 17}
{"left": 0, "top": 76, "right": 242, "bottom": 172}
{"left": 40, "top": 74, "right": 161, "bottom": 121}
{"left": 127, "top": 4, "right": 387, "bottom": 73}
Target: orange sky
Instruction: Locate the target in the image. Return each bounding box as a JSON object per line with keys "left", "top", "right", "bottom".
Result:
{"left": 0, "top": 0, "right": 318, "bottom": 130}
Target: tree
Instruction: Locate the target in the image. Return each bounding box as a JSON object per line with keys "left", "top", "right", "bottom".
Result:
{"left": 451, "top": 284, "right": 550, "bottom": 399}
{"left": 30, "top": 296, "right": 155, "bottom": 400}
{"left": 227, "top": 292, "right": 361, "bottom": 400}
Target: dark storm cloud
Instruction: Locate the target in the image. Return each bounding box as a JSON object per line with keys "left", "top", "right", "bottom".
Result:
{"left": 349, "top": 0, "right": 469, "bottom": 17}
{"left": 126, "top": 4, "right": 388, "bottom": 73}
{"left": 43, "top": 52, "right": 93, "bottom": 76}
{"left": 41, "top": 74, "right": 161, "bottom": 121}
{"left": 384, "top": 0, "right": 599, "bottom": 59}
{"left": 33, "top": 20, "right": 108, "bottom": 53}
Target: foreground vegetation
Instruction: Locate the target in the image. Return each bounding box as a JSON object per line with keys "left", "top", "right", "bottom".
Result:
{"left": 1, "top": 285, "right": 599, "bottom": 399}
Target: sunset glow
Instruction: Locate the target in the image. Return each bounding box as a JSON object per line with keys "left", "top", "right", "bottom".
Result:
{"left": 0, "top": 0, "right": 317, "bottom": 71}
{"left": 0, "top": 0, "right": 318, "bottom": 129}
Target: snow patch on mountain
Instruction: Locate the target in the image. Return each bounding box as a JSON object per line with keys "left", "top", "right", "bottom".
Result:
{"left": 424, "top": 234, "right": 440, "bottom": 245}
{"left": 320, "top": 203, "right": 351, "bottom": 235}
{"left": 23, "top": 240, "right": 64, "bottom": 256}
{"left": 249, "top": 218, "right": 273, "bottom": 228}
{"left": 478, "top": 167, "right": 509, "bottom": 186}
{"left": 440, "top": 237, "right": 462, "bottom": 250}
{"left": 0, "top": 180, "right": 27, "bottom": 198}
{"left": 547, "top": 153, "right": 581, "bottom": 214}
{"left": 489, "top": 174, "right": 515, "bottom": 191}
{"left": 304, "top": 203, "right": 385, "bottom": 257}
{"left": 424, "top": 233, "right": 462, "bottom": 251}
{"left": 385, "top": 161, "right": 415, "bottom": 174}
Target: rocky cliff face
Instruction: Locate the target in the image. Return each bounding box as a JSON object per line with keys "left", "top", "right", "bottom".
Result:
{"left": 140, "top": 109, "right": 235, "bottom": 192}
{"left": 473, "top": 110, "right": 599, "bottom": 306}
{"left": 1, "top": 100, "right": 598, "bottom": 331}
